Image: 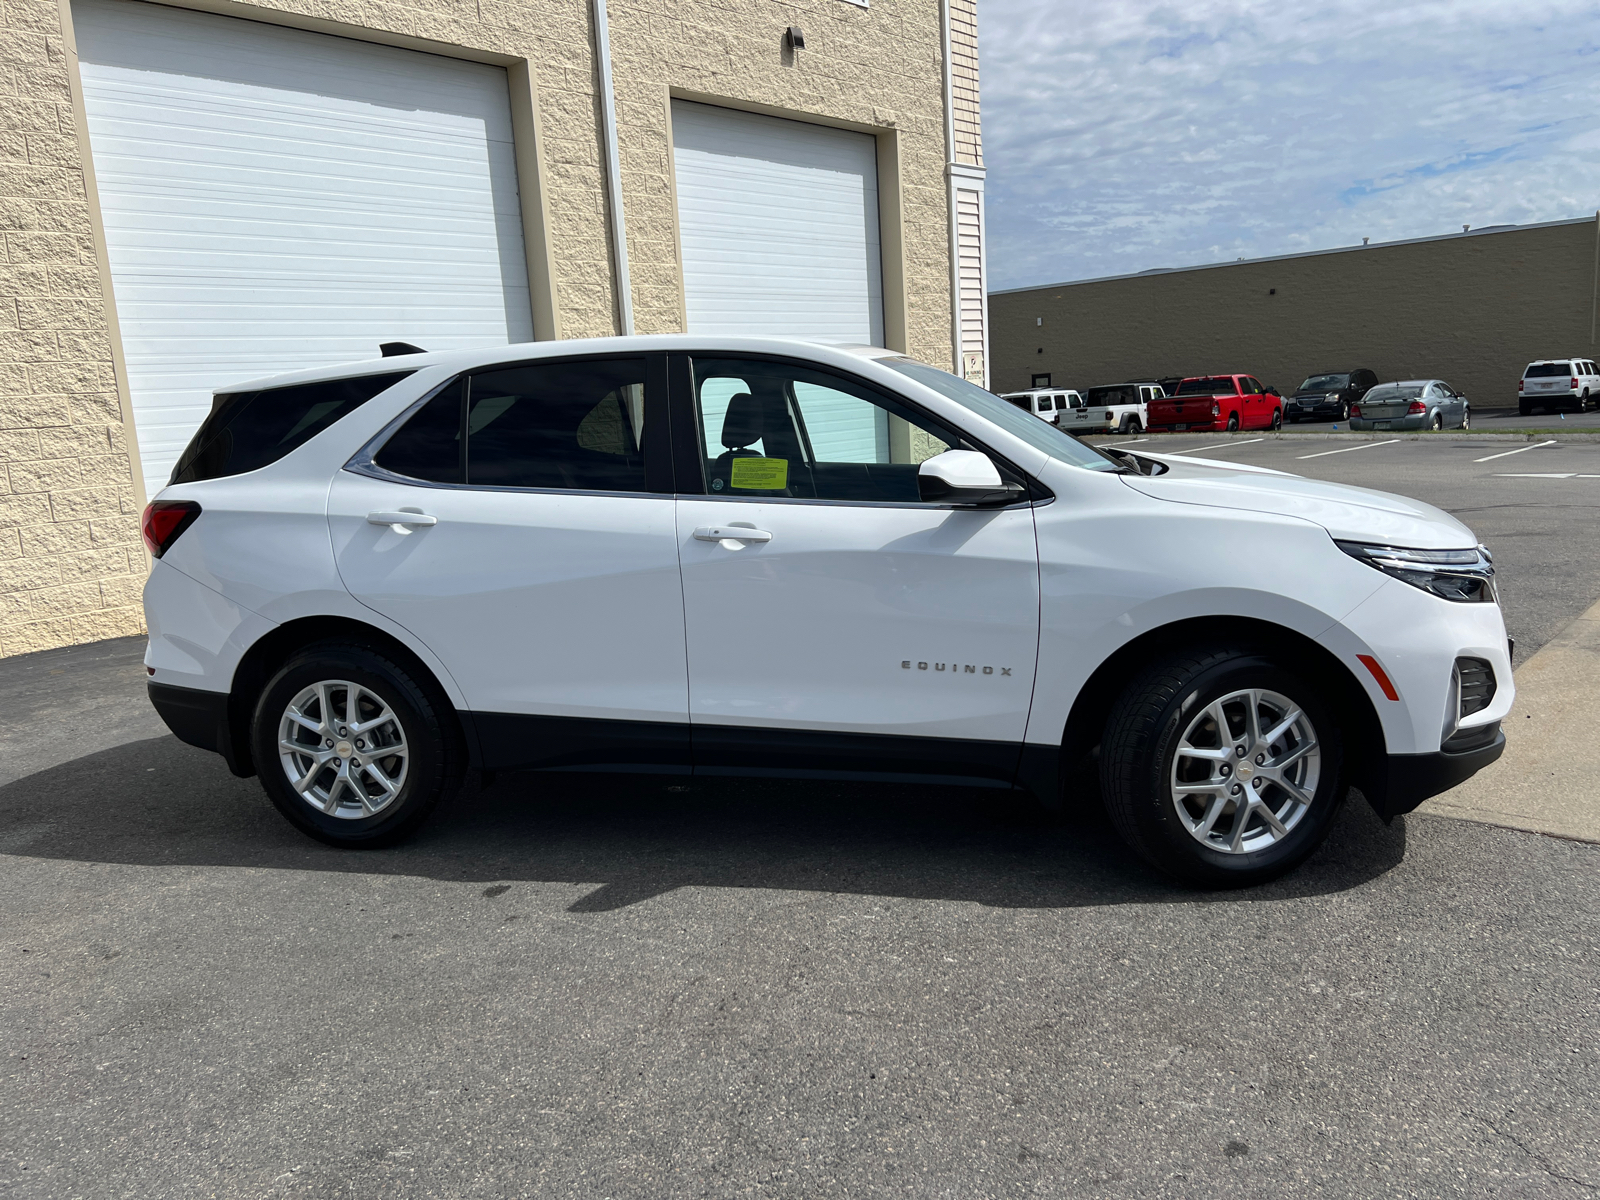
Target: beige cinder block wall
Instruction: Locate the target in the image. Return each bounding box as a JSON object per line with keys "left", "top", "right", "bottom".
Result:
{"left": 991, "top": 217, "right": 1600, "bottom": 404}
{"left": 0, "top": 0, "right": 961, "bottom": 658}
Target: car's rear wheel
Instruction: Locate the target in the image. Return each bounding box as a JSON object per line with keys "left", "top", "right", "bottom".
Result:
{"left": 1099, "top": 646, "right": 1347, "bottom": 887}
{"left": 1461, "top": 406, "right": 1471, "bottom": 429}
{"left": 1226, "top": 413, "right": 1240, "bottom": 431}
{"left": 251, "top": 641, "right": 464, "bottom": 848}
{"left": 1431, "top": 411, "right": 1443, "bottom": 431}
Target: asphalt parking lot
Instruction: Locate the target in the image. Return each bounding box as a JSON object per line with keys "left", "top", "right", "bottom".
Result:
{"left": 4, "top": 434, "right": 1599, "bottom": 1198}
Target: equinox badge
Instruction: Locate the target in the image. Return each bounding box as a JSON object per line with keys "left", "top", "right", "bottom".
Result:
{"left": 902, "top": 661, "right": 1012, "bottom": 676}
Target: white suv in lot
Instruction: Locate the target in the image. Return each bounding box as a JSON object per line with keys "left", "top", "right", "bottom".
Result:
{"left": 143, "top": 337, "right": 1511, "bottom": 886}
{"left": 1520, "top": 358, "right": 1600, "bottom": 414}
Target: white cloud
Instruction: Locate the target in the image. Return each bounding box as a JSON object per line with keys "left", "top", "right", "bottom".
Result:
{"left": 980, "top": 0, "right": 1600, "bottom": 289}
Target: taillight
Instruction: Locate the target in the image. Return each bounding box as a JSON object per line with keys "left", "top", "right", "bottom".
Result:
{"left": 1349, "top": 405, "right": 1361, "bottom": 417}
{"left": 1407, "top": 400, "right": 1426, "bottom": 414}
{"left": 1573, "top": 378, "right": 1580, "bottom": 389}
{"left": 1518, "top": 379, "right": 1525, "bottom": 391}
{"left": 1211, "top": 402, "right": 1220, "bottom": 417}
{"left": 141, "top": 500, "right": 201, "bottom": 558}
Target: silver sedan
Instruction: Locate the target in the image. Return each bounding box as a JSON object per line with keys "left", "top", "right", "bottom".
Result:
{"left": 1349, "top": 379, "right": 1469, "bottom": 431}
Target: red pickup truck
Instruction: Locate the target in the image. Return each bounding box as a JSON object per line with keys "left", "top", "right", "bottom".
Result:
{"left": 1146, "top": 374, "right": 1284, "bottom": 432}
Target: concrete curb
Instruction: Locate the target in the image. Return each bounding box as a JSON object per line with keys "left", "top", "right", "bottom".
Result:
{"left": 1416, "top": 595, "right": 1600, "bottom": 844}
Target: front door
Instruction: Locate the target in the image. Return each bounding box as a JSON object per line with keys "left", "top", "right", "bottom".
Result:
{"left": 672, "top": 354, "right": 1042, "bottom": 784}
{"left": 328, "top": 353, "right": 691, "bottom": 772}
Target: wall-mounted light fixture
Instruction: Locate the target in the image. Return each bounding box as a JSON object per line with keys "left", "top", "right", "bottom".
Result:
{"left": 785, "top": 25, "right": 805, "bottom": 50}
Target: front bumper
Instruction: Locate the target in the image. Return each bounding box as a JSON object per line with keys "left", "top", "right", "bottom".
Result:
{"left": 1375, "top": 729, "right": 1506, "bottom": 818}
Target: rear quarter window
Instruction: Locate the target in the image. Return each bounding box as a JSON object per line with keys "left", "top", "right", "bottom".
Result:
{"left": 170, "top": 371, "right": 414, "bottom": 485}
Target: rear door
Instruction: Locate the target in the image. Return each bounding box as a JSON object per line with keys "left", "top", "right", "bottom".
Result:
{"left": 328, "top": 353, "right": 692, "bottom": 772}
{"left": 672, "top": 353, "right": 1041, "bottom": 783}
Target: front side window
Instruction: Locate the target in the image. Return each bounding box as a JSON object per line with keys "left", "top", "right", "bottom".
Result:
{"left": 691, "top": 357, "right": 956, "bottom": 502}
{"left": 374, "top": 358, "right": 650, "bottom": 492}
{"left": 172, "top": 371, "right": 414, "bottom": 485}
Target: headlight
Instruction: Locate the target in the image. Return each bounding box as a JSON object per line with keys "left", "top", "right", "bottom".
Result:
{"left": 1336, "top": 541, "right": 1496, "bottom": 603}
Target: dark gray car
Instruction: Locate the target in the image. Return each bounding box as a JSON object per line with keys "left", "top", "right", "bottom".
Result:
{"left": 1350, "top": 379, "right": 1469, "bottom": 431}
{"left": 1287, "top": 368, "right": 1378, "bottom": 422}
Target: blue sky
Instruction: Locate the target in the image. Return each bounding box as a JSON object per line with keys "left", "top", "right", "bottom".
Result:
{"left": 979, "top": 0, "right": 1600, "bottom": 289}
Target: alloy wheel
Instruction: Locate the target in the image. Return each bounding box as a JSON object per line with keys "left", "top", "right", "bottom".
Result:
{"left": 1169, "top": 687, "right": 1320, "bottom": 854}
{"left": 278, "top": 679, "right": 410, "bottom": 818}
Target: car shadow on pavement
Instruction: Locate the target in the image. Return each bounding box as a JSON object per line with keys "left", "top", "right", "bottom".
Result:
{"left": 0, "top": 735, "right": 1406, "bottom": 911}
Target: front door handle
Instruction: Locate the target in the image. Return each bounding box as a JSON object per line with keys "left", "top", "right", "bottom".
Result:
{"left": 693, "top": 526, "right": 772, "bottom": 544}
{"left": 367, "top": 511, "right": 438, "bottom": 535}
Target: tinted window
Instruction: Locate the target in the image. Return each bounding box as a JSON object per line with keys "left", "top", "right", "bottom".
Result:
{"left": 465, "top": 359, "right": 648, "bottom": 491}
{"left": 1004, "top": 395, "right": 1032, "bottom": 412}
{"left": 374, "top": 381, "right": 464, "bottom": 484}
{"left": 1300, "top": 373, "right": 1350, "bottom": 392}
{"left": 1525, "top": 363, "right": 1571, "bottom": 378}
{"left": 1176, "top": 377, "right": 1235, "bottom": 395}
{"left": 170, "top": 371, "right": 413, "bottom": 485}
{"left": 1086, "top": 385, "right": 1137, "bottom": 405}
{"left": 692, "top": 357, "right": 957, "bottom": 502}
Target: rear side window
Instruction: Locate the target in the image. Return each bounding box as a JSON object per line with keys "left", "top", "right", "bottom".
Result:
{"left": 375, "top": 358, "right": 650, "bottom": 492}
{"left": 170, "top": 371, "right": 413, "bottom": 485}
{"left": 1525, "top": 363, "right": 1570, "bottom": 378}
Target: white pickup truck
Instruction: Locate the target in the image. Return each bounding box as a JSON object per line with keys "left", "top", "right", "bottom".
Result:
{"left": 1072, "top": 382, "right": 1168, "bottom": 435}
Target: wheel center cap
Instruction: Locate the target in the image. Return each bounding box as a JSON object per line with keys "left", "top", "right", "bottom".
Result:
{"left": 1236, "top": 760, "right": 1255, "bottom": 781}
{"left": 336, "top": 741, "right": 353, "bottom": 758}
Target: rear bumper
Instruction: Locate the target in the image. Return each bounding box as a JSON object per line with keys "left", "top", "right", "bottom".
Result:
{"left": 148, "top": 681, "right": 254, "bottom": 777}
{"left": 1376, "top": 730, "right": 1506, "bottom": 818}
{"left": 1350, "top": 415, "right": 1427, "bottom": 431}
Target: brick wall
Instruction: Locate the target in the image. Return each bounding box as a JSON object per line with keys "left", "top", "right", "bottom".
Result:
{"left": 991, "top": 219, "right": 1600, "bottom": 405}
{"left": 1, "top": 0, "right": 146, "bottom": 657}
{"left": 0, "top": 0, "right": 957, "bottom": 657}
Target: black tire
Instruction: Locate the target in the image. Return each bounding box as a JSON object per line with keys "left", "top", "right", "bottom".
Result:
{"left": 1099, "top": 645, "right": 1347, "bottom": 887}
{"left": 1461, "top": 407, "right": 1470, "bottom": 430}
{"left": 1226, "top": 412, "right": 1240, "bottom": 431}
{"left": 1270, "top": 407, "right": 1283, "bottom": 431}
{"left": 1431, "top": 411, "right": 1443, "bottom": 431}
{"left": 251, "top": 640, "right": 465, "bottom": 848}
{"left": 1339, "top": 401, "right": 1349, "bottom": 422}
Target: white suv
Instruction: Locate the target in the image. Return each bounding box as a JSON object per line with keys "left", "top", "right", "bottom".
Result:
{"left": 999, "top": 388, "right": 1081, "bottom": 427}
{"left": 1520, "top": 358, "right": 1600, "bottom": 414}
{"left": 142, "top": 337, "right": 1511, "bottom": 886}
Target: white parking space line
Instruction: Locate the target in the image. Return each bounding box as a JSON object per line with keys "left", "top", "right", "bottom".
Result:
{"left": 1296, "top": 439, "right": 1400, "bottom": 460}
{"left": 1163, "top": 438, "right": 1266, "bottom": 455}
{"left": 1475, "top": 439, "right": 1557, "bottom": 463}
{"left": 1494, "top": 473, "right": 1600, "bottom": 479}
{"left": 1101, "top": 438, "right": 1152, "bottom": 449}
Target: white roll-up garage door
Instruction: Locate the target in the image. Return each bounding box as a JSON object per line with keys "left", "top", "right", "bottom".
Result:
{"left": 73, "top": 0, "right": 533, "bottom": 496}
{"left": 671, "top": 100, "right": 884, "bottom": 347}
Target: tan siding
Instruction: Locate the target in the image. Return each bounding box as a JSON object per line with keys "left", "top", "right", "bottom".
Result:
{"left": 990, "top": 220, "right": 1600, "bottom": 406}
{"left": 947, "top": 0, "right": 981, "bottom": 168}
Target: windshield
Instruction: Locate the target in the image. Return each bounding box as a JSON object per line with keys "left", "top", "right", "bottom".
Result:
{"left": 1525, "top": 363, "right": 1571, "bottom": 378}
{"left": 1299, "top": 373, "right": 1349, "bottom": 392}
{"left": 1085, "top": 385, "right": 1137, "bottom": 405}
{"left": 1364, "top": 384, "right": 1424, "bottom": 402}
{"left": 881, "top": 358, "right": 1121, "bottom": 472}
{"left": 1177, "top": 377, "right": 1234, "bottom": 395}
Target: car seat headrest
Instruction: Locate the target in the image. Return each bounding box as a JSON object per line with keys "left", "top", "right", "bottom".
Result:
{"left": 721, "top": 393, "right": 764, "bottom": 449}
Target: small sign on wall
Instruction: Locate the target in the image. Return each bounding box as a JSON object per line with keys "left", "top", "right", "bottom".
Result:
{"left": 964, "top": 353, "right": 986, "bottom": 384}
{"left": 1031, "top": 372, "right": 1051, "bottom": 388}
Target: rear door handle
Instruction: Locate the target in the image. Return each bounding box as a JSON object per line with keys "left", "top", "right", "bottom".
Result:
{"left": 693, "top": 526, "right": 772, "bottom": 544}
{"left": 367, "top": 511, "right": 437, "bottom": 535}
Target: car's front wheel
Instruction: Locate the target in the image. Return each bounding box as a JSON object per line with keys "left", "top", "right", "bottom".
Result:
{"left": 251, "top": 641, "right": 465, "bottom": 847}
{"left": 1270, "top": 407, "right": 1283, "bottom": 431}
{"left": 1099, "top": 646, "right": 1347, "bottom": 886}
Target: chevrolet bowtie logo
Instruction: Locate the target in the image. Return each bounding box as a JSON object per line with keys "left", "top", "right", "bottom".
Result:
{"left": 902, "top": 661, "right": 1012, "bottom": 676}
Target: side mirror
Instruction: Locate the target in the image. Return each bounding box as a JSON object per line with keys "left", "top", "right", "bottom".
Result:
{"left": 1265, "top": 385, "right": 1280, "bottom": 396}
{"left": 918, "top": 450, "right": 1024, "bottom": 506}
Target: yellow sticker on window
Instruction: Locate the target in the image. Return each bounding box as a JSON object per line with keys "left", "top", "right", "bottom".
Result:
{"left": 729, "top": 457, "right": 788, "bottom": 490}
